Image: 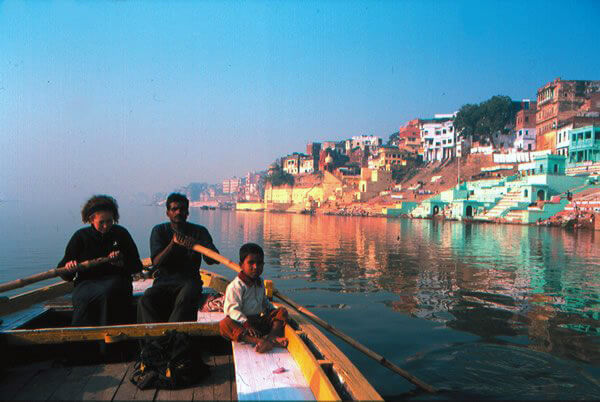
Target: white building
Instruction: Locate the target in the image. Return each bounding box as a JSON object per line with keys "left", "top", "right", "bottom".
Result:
{"left": 556, "top": 123, "right": 572, "bottom": 157}
{"left": 420, "top": 113, "right": 457, "bottom": 162}
{"left": 490, "top": 131, "right": 516, "bottom": 151}
{"left": 345, "top": 135, "right": 382, "bottom": 153}
{"left": 513, "top": 127, "right": 536, "bottom": 151}
{"left": 282, "top": 154, "right": 301, "bottom": 175}
{"left": 299, "top": 156, "right": 315, "bottom": 174}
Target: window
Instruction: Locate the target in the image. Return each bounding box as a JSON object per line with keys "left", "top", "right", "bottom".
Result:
{"left": 573, "top": 134, "right": 577, "bottom": 142}
{"left": 595, "top": 132, "right": 600, "bottom": 140}
{"left": 528, "top": 144, "right": 532, "bottom": 151}
{"left": 525, "top": 116, "right": 529, "bottom": 122}
{"left": 585, "top": 131, "right": 592, "bottom": 139}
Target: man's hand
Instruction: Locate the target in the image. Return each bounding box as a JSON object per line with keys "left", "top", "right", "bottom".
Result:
{"left": 173, "top": 232, "right": 197, "bottom": 249}
{"left": 108, "top": 250, "right": 124, "bottom": 267}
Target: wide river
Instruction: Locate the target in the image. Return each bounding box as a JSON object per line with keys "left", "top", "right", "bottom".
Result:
{"left": 1, "top": 201, "right": 599, "bottom": 399}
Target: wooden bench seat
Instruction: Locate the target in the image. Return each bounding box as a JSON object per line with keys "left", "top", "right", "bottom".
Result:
{"left": 232, "top": 341, "right": 315, "bottom": 401}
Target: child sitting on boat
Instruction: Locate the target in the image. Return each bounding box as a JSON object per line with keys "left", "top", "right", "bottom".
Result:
{"left": 219, "top": 243, "right": 288, "bottom": 353}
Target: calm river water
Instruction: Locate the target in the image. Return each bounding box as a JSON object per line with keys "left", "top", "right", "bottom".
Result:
{"left": 1, "top": 201, "right": 599, "bottom": 399}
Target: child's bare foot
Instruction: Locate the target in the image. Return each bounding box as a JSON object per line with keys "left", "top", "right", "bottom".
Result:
{"left": 255, "top": 339, "right": 274, "bottom": 353}
{"left": 272, "top": 337, "right": 288, "bottom": 348}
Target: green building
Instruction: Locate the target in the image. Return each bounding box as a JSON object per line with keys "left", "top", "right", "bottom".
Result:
{"left": 568, "top": 125, "right": 600, "bottom": 165}
{"left": 520, "top": 153, "right": 566, "bottom": 176}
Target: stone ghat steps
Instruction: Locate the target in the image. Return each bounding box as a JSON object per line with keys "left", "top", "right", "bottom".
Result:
{"left": 482, "top": 190, "right": 524, "bottom": 218}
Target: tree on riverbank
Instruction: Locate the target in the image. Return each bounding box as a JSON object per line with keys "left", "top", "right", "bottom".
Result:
{"left": 265, "top": 163, "right": 295, "bottom": 186}
{"left": 454, "top": 95, "right": 519, "bottom": 144}
{"left": 386, "top": 130, "right": 400, "bottom": 146}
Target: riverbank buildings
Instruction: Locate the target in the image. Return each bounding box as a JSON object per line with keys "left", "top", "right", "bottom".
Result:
{"left": 513, "top": 100, "right": 537, "bottom": 152}
{"left": 536, "top": 78, "right": 600, "bottom": 153}
{"left": 397, "top": 119, "right": 422, "bottom": 155}
{"left": 568, "top": 125, "right": 600, "bottom": 172}
{"left": 420, "top": 113, "right": 458, "bottom": 162}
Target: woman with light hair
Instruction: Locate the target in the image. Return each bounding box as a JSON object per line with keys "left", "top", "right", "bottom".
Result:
{"left": 58, "top": 195, "right": 142, "bottom": 326}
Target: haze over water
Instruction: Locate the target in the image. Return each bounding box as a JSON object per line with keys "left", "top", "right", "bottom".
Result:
{"left": 1, "top": 201, "right": 598, "bottom": 399}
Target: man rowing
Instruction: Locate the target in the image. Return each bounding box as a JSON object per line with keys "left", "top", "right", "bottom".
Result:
{"left": 137, "top": 193, "right": 220, "bottom": 323}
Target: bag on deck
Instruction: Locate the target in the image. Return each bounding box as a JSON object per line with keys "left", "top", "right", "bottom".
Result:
{"left": 130, "top": 330, "right": 210, "bottom": 390}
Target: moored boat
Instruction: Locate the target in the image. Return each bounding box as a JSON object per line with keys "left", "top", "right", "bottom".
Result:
{"left": 0, "top": 261, "right": 383, "bottom": 401}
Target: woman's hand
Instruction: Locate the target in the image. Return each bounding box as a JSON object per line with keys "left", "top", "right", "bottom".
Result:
{"left": 65, "top": 260, "right": 78, "bottom": 273}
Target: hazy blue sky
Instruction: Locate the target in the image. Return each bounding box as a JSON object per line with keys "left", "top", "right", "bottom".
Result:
{"left": 1, "top": 0, "right": 599, "bottom": 203}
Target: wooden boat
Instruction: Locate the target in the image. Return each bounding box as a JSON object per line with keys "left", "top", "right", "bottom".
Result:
{"left": 0, "top": 260, "right": 383, "bottom": 401}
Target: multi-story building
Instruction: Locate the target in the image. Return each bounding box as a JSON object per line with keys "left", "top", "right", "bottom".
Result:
{"left": 556, "top": 122, "right": 572, "bottom": 157}
{"left": 556, "top": 114, "right": 600, "bottom": 157}
{"left": 299, "top": 155, "right": 315, "bottom": 174}
{"left": 281, "top": 153, "right": 302, "bottom": 175}
{"left": 513, "top": 99, "right": 537, "bottom": 151}
{"left": 222, "top": 177, "right": 241, "bottom": 194}
{"left": 306, "top": 142, "right": 321, "bottom": 157}
{"left": 322, "top": 141, "right": 346, "bottom": 155}
{"left": 568, "top": 125, "right": 600, "bottom": 165}
{"left": 357, "top": 168, "right": 394, "bottom": 201}
{"left": 420, "top": 113, "right": 457, "bottom": 162}
{"left": 369, "top": 146, "right": 405, "bottom": 171}
{"left": 398, "top": 119, "right": 421, "bottom": 154}
{"left": 345, "top": 135, "right": 382, "bottom": 153}
{"left": 245, "top": 172, "right": 261, "bottom": 185}
{"left": 305, "top": 142, "right": 321, "bottom": 172}
{"left": 536, "top": 78, "right": 600, "bottom": 152}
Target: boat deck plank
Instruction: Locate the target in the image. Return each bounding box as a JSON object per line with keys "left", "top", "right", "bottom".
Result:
{"left": 11, "top": 363, "right": 71, "bottom": 400}
{"left": 212, "top": 353, "right": 237, "bottom": 401}
{"left": 49, "top": 365, "right": 99, "bottom": 400}
{"left": 2, "top": 357, "right": 236, "bottom": 402}
{"left": 0, "top": 361, "right": 52, "bottom": 400}
{"left": 81, "top": 362, "right": 130, "bottom": 401}
{"left": 112, "top": 362, "right": 158, "bottom": 401}
{"left": 154, "top": 386, "right": 194, "bottom": 401}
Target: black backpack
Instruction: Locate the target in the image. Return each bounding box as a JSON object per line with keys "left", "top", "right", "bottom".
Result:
{"left": 130, "top": 330, "right": 210, "bottom": 390}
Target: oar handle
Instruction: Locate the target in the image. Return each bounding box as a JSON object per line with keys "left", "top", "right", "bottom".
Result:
{"left": 0, "top": 254, "right": 119, "bottom": 294}
{"left": 189, "top": 243, "right": 437, "bottom": 394}
{"left": 191, "top": 244, "right": 240, "bottom": 273}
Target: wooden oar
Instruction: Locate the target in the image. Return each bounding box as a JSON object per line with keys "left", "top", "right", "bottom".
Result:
{"left": 0, "top": 254, "right": 120, "bottom": 294}
{"left": 191, "top": 244, "right": 437, "bottom": 394}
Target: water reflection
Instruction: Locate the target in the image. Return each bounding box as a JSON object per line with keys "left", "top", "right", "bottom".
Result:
{"left": 1, "top": 203, "right": 598, "bottom": 398}
{"left": 256, "top": 212, "right": 600, "bottom": 365}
